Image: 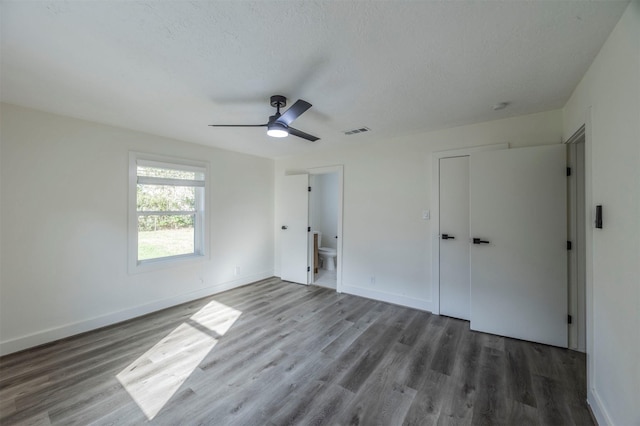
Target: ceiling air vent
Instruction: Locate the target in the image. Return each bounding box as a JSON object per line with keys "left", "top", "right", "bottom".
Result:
{"left": 343, "top": 127, "right": 370, "bottom": 136}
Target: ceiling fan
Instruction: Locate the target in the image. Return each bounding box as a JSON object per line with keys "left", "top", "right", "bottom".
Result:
{"left": 209, "top": 95, "right": 320, "bottom": 142}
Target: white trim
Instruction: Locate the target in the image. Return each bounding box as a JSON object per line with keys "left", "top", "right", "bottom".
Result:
{"left": 430, "top": 143, "right": 509, "bottom": 315}
{"left": 307, "top": 165, "right": 344, "bottom": 293}
{"left": 589, "top": 388, "right": 614, "bottom": 426}
{"left": 0, "top": 271, "right": 274, "bottom": 356}
{"left": 567, "top": 143, "right": 579, "bottom": 350}
{"left": 564, "top": 124, "right": 586, "bottom": 145}
{"left": 566, "top": 135, "right": 587, "bottom": 353}
{"left": 579, "top": 108, "right": 598, "bottom": 422}
{"left": 137, "top": 210, "right": 196, "bottom": 216}
{"left": 341, "top": 283, "right": 432, "bottom": 312}
{"left": 137, "top": 176, "right": 205, "bottom": 187}
{"left": 138, "top": 158, "right": 207, "bottom": 174}
{"left": 565, "top": 110, "right": 601, "bottom": 421}
{"left": 128, "top": 152, "right": 210, "bottom": 274}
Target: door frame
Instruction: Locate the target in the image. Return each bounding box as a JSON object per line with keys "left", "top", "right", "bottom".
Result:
{"left": 565, "top": 110, "right": 595, "bottom": 414}
{"left": 307, "top": 165, "right": 344, "bottom": 292}
{"left": 566, "top": 126, "right": 587, "bottom": 352}
{"left": 431, "top": 143, "right": 509, "bottom": 315}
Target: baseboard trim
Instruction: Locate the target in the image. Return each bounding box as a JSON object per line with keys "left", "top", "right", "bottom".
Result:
{"left": 340, "top": 283, "right": 432, "bottom": 312}
{"left": 0, "top": 271, "right": 273, "bottom": 356}
{"left": 588, "top": 388, "right": 614, "bottom": 426}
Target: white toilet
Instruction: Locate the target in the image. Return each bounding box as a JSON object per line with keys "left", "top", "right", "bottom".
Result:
{"left": 317, "top": 233, "right": 337, "bottom": 271}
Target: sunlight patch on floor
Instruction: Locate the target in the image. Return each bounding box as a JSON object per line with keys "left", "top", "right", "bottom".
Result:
{"left": 116, "top": 300, "right": 242, "bottom": 420}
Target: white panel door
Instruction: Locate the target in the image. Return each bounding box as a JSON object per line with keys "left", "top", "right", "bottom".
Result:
{"left": 470, "top": 145, "right": 567, "bottom": 347}
{"left": 280, "top": 174, "right": 309, "bottom": 285}
{"left": 439, "top": 156, "right": 470, "bottom": 320}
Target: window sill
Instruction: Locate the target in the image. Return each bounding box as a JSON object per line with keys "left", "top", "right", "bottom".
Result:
{"left": 128, "top": 253, "right": 207, "bottom": 275}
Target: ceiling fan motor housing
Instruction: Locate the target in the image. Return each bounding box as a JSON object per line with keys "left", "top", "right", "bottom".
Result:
{"left": 268, "top": 114, "right": 281, "bottom": 125}
{"left": 270, "top": 95, "right": 287, "bottom": 109}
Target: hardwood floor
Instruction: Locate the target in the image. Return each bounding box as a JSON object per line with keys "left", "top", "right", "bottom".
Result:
{"left": 0, "top": 278, "right": 592, "bottom": 425}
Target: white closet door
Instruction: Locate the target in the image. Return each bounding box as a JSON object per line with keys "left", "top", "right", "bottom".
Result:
{"left": 280, "top": 174, "right": 309, "bottom": 285}
{"left": 470, "top": 145, "right": 567, "bottom": 347}
{"left": 439, "top": 156, "right": 470, "bottom": 320}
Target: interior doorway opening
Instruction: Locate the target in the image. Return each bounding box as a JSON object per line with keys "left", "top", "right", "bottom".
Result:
{"left": 309, "top": 173, "right": 338, "bottom": 288}
{"left": 308, "top": 166, "right": 343, "bottom": 291}
{"left": 279, "top": 166, "right": 343, "bottom": 291}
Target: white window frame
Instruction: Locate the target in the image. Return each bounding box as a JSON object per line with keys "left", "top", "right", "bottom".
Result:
{"left": 128, "top": 152, "right": 209, "bottom": 274}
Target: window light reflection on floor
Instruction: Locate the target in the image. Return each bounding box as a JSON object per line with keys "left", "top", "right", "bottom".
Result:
{"left": 116, "top": 300, "right": 242, "bottom": 420}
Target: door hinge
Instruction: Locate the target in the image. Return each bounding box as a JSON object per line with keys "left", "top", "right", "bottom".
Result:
{"left": 308, "top": 186, "right": 312, "bottom": 192}
{"left": 307, "top": 266, "right": 311, "bottom": 272}
{"left": 566, "top": 167, "right": 572, "bottom": 177}
{"left": 308, "top": 227, "right": 311, "bottom": 232}
{"left": 568, "top": 314, "right": 573, "bottom": 324}
{"left": 567, "top": 241, "right": 572, "bottom": 250}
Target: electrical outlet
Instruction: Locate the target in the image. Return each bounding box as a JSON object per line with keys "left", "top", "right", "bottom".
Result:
{"left": 234, "top": 266, "right": 240, "bottom": 276}
{"left": 422, "top": 210, "right": 430, "bottom": 220}
{"left": 370, "top": 276, "right": 376, "bottom": 285}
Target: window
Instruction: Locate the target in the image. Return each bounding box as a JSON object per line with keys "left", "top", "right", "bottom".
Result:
{"left": 129, "top": 153, "right": 207, "bottom": 272}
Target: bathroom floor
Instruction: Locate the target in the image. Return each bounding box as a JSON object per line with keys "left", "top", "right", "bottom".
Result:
{"left": 314, "top": 268, "right": 336, "bottom": 289}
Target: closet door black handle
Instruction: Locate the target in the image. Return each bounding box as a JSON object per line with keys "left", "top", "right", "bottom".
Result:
{"left": 442, "top": 234, "right": 455, "bottom": 240}
{"left": 473, "top": 238, "right": 490, "bottom": 244}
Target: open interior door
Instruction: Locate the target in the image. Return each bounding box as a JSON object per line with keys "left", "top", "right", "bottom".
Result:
{"left": 439, "top": 156, "right": 471, "bottom": 320}
{"left": 469, "top": 145, "right": 568, "bottom": 347}
{"left": 280, "top": 174, "right": 309, "bottom": 284}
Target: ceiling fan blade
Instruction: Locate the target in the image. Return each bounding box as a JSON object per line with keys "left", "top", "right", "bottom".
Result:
{"left": 208, "top": 124, "right": 267, "bottom": 127}
{"left": 288, "top": 127, "right": 320, "bottom": 142}
{"left": 277, "top": 99, "right": 312, "bottom": 126}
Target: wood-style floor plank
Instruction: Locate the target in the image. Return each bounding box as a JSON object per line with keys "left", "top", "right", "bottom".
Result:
{"left": 436, "top": 328, "right": 483, "bottom": 424}
{"left": 0, "top": 277, "right": 592, "bottom": 426}
{"left": 337, "top": 341, "right": 417, "bottom": 426}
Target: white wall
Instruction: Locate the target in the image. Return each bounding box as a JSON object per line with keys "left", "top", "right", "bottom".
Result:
{"left": 275, "top": 109, "right": 563, "bottom": 311}
{"left": 563, "top": 2, "right": 640, "bottom": 425}
{"left": 0, "top": 103, "right": 275, "bottom": 355}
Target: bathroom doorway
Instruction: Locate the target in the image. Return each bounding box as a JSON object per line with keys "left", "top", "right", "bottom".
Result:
{"left": 308, "top": 166, "right": 343, "bottom": 290}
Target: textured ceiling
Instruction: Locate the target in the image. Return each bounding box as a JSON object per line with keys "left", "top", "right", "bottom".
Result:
{"left": 0, "top": 1, "right": 629, "bottom": 159}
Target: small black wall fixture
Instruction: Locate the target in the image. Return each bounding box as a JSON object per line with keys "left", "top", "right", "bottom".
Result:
{"left": 595, "top": 205, "right": 603, "bottom": 229}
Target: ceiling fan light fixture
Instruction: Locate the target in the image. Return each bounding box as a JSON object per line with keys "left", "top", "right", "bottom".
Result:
{"left": 267, "top": 122, "right": 289, "bottom": 138}
{"left": 210, "top": 96, "right": 318, "bottom": 141}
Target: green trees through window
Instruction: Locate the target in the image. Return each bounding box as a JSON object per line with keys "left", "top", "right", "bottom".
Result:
{"left": 135, "top": 163, "right": 205, "bottom": 262}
